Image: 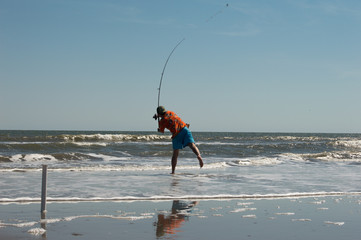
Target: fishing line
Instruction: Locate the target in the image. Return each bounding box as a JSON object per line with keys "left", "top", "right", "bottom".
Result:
{"left": 206, "top": 3, "right": 229, "bottom": 22}
{"left": 153, "top": 3, "right": 229, "bottom": 121}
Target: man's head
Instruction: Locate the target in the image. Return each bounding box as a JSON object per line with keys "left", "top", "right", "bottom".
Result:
{"left": 157, "top": 106, "right": 166, "bottom": 115}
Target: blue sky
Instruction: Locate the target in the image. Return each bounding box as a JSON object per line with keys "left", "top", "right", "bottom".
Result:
{"left": 1, "top": 0, "right": 361, "bottom": 132}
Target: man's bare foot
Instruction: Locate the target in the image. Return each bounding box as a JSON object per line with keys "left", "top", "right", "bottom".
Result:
{"left": 197, "top": 155, "right": 203, "bottom": 168}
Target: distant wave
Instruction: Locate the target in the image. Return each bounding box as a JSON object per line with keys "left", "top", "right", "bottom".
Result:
{"left": 333, "top": 140, "right": 361, "bottom": 149}
{"left": 301, "top": 151, "right": 361, "bottom": 162}
{"left": 0, "top": 133, "right": 171, "bottom": 142}
{"left": 60, "top": 134, "right": 171, "bottom": 142}
{"left": 3, "top": 131, "right": 360, "bottom": 143}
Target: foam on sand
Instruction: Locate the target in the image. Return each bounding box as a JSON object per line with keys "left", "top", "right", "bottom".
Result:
{"left": 275, "top": 212, "right": 295, "bottom": 216}
{"left": 230, "top": 208, "right": 257, "bottom": 213}
{"left": 43, "top": 214, "right": 154, "bottom": 223}
{"left": 292, "top": 219, "right": 312, "bottom": 222}
{"left": 325, "top": 221, "right": 345, "bottom": 226}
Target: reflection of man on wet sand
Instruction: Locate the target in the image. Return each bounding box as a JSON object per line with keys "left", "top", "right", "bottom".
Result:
{"left": 155, "top": 200, "right": 198, "bottom": 237}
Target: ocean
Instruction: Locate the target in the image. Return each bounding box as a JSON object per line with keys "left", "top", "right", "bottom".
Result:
{"left": 1, "top": 130, "right": 361, "bottom": 202}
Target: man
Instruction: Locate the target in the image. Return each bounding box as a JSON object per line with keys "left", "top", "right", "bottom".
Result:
{"left": 155, "top": 106, "right": 203, "bottom": 174}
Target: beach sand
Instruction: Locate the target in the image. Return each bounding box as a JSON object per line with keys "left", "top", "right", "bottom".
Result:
{"left": 1, "top": 195, "right": 361, "bottom": 240}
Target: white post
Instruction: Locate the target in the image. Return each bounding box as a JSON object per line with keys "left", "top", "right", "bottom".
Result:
{"left": 41, "top": 165, "right": 48, "bottom": 216}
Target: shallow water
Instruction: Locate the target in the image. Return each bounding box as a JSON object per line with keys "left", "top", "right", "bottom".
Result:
{"left": 1, "top": 131, "right": 361, "bottom": 201}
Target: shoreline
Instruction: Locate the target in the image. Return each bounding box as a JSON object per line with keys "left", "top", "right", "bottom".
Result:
{"left": 2, "top": 191, "right": 361, "bottom": 204}
{"left": 1, "top": 195, "right": 361, "bottom": 240}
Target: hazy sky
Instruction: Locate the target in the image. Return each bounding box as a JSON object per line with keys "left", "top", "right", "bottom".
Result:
{"left": 1, "top": 0, "right": 361, "bottom": 132}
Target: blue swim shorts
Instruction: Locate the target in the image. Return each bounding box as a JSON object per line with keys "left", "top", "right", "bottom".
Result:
{"left": 172, "top": 127, "right": 195, "bottom": 150}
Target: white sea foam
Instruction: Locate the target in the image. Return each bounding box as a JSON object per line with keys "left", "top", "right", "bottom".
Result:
{"left": 253, "top": 135, "right": 329, "bottom": 142}
{"left": 279, "top": 153, "right": 305, "bottom": 162}
{"left": 281, "top": 151, "right": 361, "bottom": 163}
{"left": 10, "top": 154, "right": 57, "bottom": 163}
{"left": 0, "top": 161, "right": 228, "bottom": 173}
{"left": 237, "top": 202, "right": 255, "bottom": 206}
{"left": 85, "top": 153, "right": 129, "bottom": 162}
{"left": 325, "top": 221, "right": 345, "bottom": 226}
{"left": 140, "top": 212, "right": 155, "bottom": 216}
{"left": 228, "top": 157, "right": 282, "bottom": 166}
{"left": 212, "top": 214, "right": 223, "bottom": 217}
{"left": 317, "top": 208, "right": 329, "bottom": 210}
{"left": 309, "top": 151, "right": 361, "bottom": 162}
{"left": 334, "top": 140, "right": 361, "bottom": 149}
{"left": 0, "top": 141, "right": 50, "bottom": 145}
{"left": 61, "top": 134, "right": 170, "bottom": 142}
{"left": 28, "top": 227, "right": 46, "bottom": 235}
{"left": 42, "top": 214, "right": 153, "bottom": 224}
{"left": 292, "top": 219, "right": 312, "bottom": 222}
{"left": 0, "top": 221, "right": 38, "bottom": 228}
{"left": 310, "top": 200, "right": 326, "bottom": 205}
{"left": 230, "top": 208, "right": 257, "bottom": 213}
{"left": 275, "top": 212, "right": 295, "bottom": 216}
{"left": 72, "top": 142, "right": 107, "bottom": 147}
{"left": 197, "top": 141, "right": 244, "bottom": 146}
{"left": 3, "top": 192, "right": 358, "bottom": 204}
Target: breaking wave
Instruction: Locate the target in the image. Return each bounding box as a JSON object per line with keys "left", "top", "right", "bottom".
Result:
{"left": 301, "top": 151, "right": 361, "bottom": 162}
{"left": 0, "top": 132, "right": 171, "bottom": 143}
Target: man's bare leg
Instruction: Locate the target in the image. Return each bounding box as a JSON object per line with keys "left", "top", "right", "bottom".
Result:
{"left": 171, "top": 149, "right": 179, "bottom": 174}
{"left": 188, "top": 143, "right": 203, "bottom": 168}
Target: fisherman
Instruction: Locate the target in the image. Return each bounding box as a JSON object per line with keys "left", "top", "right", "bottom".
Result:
{"left": 155, "top": 106, "right": 203, "bottom": 174}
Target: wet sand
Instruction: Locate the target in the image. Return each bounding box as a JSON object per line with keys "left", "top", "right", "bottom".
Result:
{"left": 1, "top": 195, "right": 361, "bottom": 240}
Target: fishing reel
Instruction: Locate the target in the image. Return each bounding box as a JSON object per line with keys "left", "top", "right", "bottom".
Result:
{"left": 153, "top": 114, "right": 158, "bottom": 120}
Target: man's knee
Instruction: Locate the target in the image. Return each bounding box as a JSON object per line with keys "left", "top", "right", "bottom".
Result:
{"left": 188, "top": 142, "right": 195, "bottom": 148}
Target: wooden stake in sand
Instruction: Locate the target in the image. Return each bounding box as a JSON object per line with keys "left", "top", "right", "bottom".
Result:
{"left": 41, "top": 165, "right": 48, "bottom": 217}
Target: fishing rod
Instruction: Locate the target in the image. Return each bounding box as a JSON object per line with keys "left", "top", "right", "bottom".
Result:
{"left": 153, "top": 38, "right": 185, "bottom": 121}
